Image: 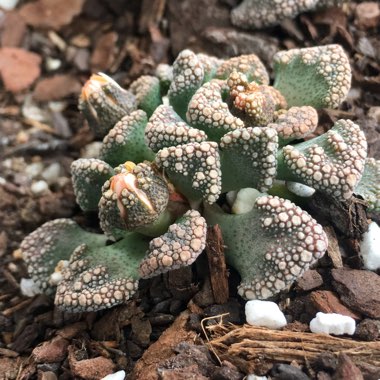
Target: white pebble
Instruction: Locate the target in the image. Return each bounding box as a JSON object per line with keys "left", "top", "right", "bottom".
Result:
{"left": 232, "top": 188, "right": 261, "bottom": 214}
{"left": 247, "top": 375, "right": 268, "bottom": 380}
{"left": 25, "top": 162, "right": 44, "bottom": 179}
{"left": 162, "top": 95, "right": 170, "bottom": 106}
{"left": 0, "top": 0, "right": 19, "bottom": 10}
{"left": 20, "top": 278, "right": 42, "bottom": 297}
{"left": 81, "top": 142, "right": 103, "bottom": 158}
{"left": 45, "top": 57, "right": 62, "bottom": 71}
{"left": 31, "top": 180, "right": 49, "bottom": 195}
{"left": 49, "top": 272, "right": 63, "bottom": 286}
{"left": 286, "top": 181, "right": 315, "bottom": 197}
{"left": 245, "top": 300, "right": 287, "bottom": 329}
{"left": 22, "top": 95, "right": 50, "bottom": 122}
{"left": 42, "top": 162, "right": 61, "bottom": 184}
{"left": 309, "top": 312, "right": 356, "bottom": 335}
{"left": 101, "top": 370, "right": 126, "bottom": 380}
{"left": 360, "top": 222, "right": 380, "bottom": 271}
{"left": 226, "top": 190, "right": 237, "bottom": 207}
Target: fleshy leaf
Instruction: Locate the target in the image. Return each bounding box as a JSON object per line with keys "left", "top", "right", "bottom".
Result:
{"left": 99, "top": 110, "right": 154, "bottom": 167}
{"left": 197, "top": 53, "right": 224, "bottom": 81}
{"left": 205, "top": 195, "right": 328, "bottom": 300}
{"left": 186, "top": 80, "right": 244, "bottom": 141}
{"left": 231, "top": 0, "right": 319, "bottom": 29}
{"left": 146, "top": 105, "right": 207, "bottom": 152}
{"left": 139, "top": 210, "right": 207, "bottom": 278}
{"left": 168, "top": 50, "right": 204, "bottom": 119}
{"left": 216, "top": 54, "right": 269, "bottom": 84}
{"left": 129, "top": 75, "right": 162, "bottom": 117}
{"left": 55, "top": 233, "right": 150, "bottom": 312}
{"left": 20, "top": 219, "right": 107, "bottom": 295}
{"left": 354, "top": 158, "right": 380, "bottom": 212}
{"left": 273, "top": 45, "right": 351, "bottom": 109}
{"left": 220, "top": 127, "right": 278, "bottom": 193}
{"left": 155, "top": 141, "right": 222, "bottom": 204}
{"left": 277, "top": 119, "right": 367, "bottom": 200}
{"left": 79, "top": 73, "right": 137, "bottom": 137}
{"left": 71, "top": 158, "right": 115, "bottom": 212}
{"left": 269, "top": 106, "right": 318, "bottom": 145}
{"left": 155, "top": 63, "right": 173, "bottom": 94}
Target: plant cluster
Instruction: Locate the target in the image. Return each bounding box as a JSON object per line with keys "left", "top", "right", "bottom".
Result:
{"left": 231, "top": 0, "right": 349, "bottom": 29}
{"left": 20, "top": 44, "right": 379, "bottom": 312}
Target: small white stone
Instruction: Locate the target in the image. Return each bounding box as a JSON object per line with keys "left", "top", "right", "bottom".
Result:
{"left": 101, "top": 370, "right": 126, "bottom": 380}
{"left": 247, "top": 375, "right": 268, "bottom": 380}
{"left": 20, "top": 278, "right": 42, "bottom": 297}
{"left": 309, "top": 312, "right": 356, "bottom": 335}
{"left": 232, "top": 188, "right": 261, "bottom": 214}
{"left": 45, "top": 57, "right": 62, "bottom": 71}
{"left": 49, "top": 272, "right": 63, "bottom": 286}
{"left": 245, "top": 300, "right": 287, "bottom": 329}
{"left": 25, "top": 162, "right": 44, "bottom": 179}
{"left": 226, "top": 190, "right": 237, "bottom": 207}
{"left": 0, "top": 0, "right": 19, "bottom": 10}
{"left": 42, "top": 163, "right": 61, "bottom": 184}
{"left": 80, "top": 142, "right": 103, "bottom": 158}
{"left": 360, "top": 222, "right": 380, "bottom": 271}
{"left": 286, "top": 181, "right": 316, "bottom": 197}
{"left": 31, "top": 180, "right": 49, "bottom": 195}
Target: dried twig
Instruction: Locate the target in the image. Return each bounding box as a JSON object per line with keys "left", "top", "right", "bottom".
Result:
{"left": 205, "top": 225, "right": 229, "bottom": 304}
{"left": 207, "top": 324, "right": 380, "bottom": 374}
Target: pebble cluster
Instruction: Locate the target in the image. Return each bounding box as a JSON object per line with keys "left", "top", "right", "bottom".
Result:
{"left": 270, "top": 106, "right": 318, "bottom": 143}
{"left": 139, "top": 210, "right": 207, "bottom": 278}
{"left": 79, "top": 73, "right": 137, "bottom": 137}
{"left": 216, "top": 54, "right": 269, "bottom": 85}
{"left": 99, "top": 162, "right": 169, "bottom": 238}
{"left": 282, "top": 119, "right": 367, "bottom": 200}
{"left": 55, "top": 244, "right": 138, "bottom": 312}
{"left": 238, "top": 195, "right": 328, "bottom": 300}
{"left": 220, "top": 127, "right": 278, "bottom": 192}
{"left": 155, "top": 141, "right": 222, "bottom": 204}
{"left": 274, "top": 44, "right": 351, "bottom": 108}
{"left": 186, "top": 81, "right": 245, "bottom": 140}
{"left": 71, "top": 158, "right": 114, "bottom": 211}
{"left": 146, "top": 105, "right": 207, "bottom": 152}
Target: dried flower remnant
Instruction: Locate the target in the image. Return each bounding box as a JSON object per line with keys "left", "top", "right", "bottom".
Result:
{"left": 99, "top": 162, "right": 170, "bottom": 239}
{"left": 79, "top": 73, "right": 137, "bottom": 137}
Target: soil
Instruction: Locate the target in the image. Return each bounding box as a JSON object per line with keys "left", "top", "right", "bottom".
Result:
{"left": 0, "top": 1, "right": 379, "bottom": 379}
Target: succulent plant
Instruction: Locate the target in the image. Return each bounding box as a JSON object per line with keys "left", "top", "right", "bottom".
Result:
{"left": 231, "top": 0, "right": 349, "bottom": 30}
{"left": 20, "top": 44, "right": 378, "bottom": 313}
